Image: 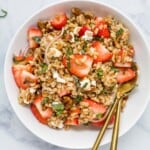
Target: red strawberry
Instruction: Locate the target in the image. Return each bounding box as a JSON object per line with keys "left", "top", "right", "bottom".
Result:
{"left": 78, "top": 26, "right": 89, "bottom": 36}
{"left": 28, "top": 27, "right": 42, "bottom": 48}
{"left": 92, "top": 115, "right": 115, "bottom": 127}
{"left": 114, "top": 62, "right": 132, "bottom": 68}
{"left": 65, "top": 118, "right": 79, "bottom": 126}
{"left": 69, "top": 54, "right": 93, "bottom": 78}
{"left": 98, "top": 28, "right": 110, "bottom": 38}
{"left": 31, "top": 96, "right": 53, "bottom": 124}
{"left": 51, "top": 13, "right": 67, "bottom": 30}
{"left": 92, "top": 41, "right": 112, "bottom": 63}
{"left": 117, "top": 69, "right": 136, "bottom": 84}
{"left": 82, "top": 99, "right": 106, "bottom": 114}
{"left": 12, "top": 65, "right": 37, "bottom": 89}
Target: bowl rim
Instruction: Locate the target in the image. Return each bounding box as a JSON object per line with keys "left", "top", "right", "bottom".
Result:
{"left": 4, "top": 0, "right": 150, "bottom": 149}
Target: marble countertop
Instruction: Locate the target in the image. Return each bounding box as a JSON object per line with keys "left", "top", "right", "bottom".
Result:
{"left": 0, "top": 0, "right": 150, "bottom": 149}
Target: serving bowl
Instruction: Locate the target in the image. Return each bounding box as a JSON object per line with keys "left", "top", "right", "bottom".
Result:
{"left": 4, "top": 0, "right": 150, "bottom": 149}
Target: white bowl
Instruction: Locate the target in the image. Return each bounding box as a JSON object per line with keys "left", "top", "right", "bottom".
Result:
{"left": 4, "top": 0, "right": 150, "bottom": 149}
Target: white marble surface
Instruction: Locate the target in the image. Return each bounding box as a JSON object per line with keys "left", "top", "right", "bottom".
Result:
{"left": 0, "top": 0, "right": 150, "bottom": 149}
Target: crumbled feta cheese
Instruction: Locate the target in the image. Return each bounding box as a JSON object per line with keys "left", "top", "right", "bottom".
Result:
{"left": 82, "top": 30, "right": 93, "bottom": 41}
{"left": 29, "top": 88, "right": 36, "bottom": 94}
{"left": 52, "top": 70, "right": 66, "bottom": 83}
{"left": 49, "top": 47, "right": 62, "bottom": 57}
{"left": 91, "top": 80, "right": 96, "bottom": 86}
{"left": 73, "top": 27, "right": 81, "bottom": 35}
{"left": 80, "top": 78, "right": 91, "bottom": 91}
{"left": 70, "top": 32, "right": 75, "bottom": 43}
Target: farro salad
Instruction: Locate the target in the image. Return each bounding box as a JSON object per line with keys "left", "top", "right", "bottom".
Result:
{"left": 12, "top": 8, "right": 137, "bottom": 129}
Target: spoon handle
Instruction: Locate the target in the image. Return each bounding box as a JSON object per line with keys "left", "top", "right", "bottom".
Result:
{"left": 110, "top": 100, "right": 122, "bottom": 150}
{"left": 92, "top": 98, "right": 120, "bottom": 150}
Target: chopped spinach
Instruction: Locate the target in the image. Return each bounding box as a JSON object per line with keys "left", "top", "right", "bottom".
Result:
{"left": 116, "top": 28, "right": 124, "bottom": 37}
{"left": 97, "top": 68, "right": 103, "bottom": 78}
{"left": 73, "top": 95, "right": 83, "bottom": 103}
{"left": 38, "top": 63, "right": 48, "bottom": 74}
{"left": 41, "top": 97, "right": 49, "bottom": 105}
{"left": 96, "top": 113, "right": 102, "bottom": 119}
{"left": 52, "top": 103, "right": 64, "bottom": 115}
{"left": 32, "top": 36, "right": 41, "bottom": 44}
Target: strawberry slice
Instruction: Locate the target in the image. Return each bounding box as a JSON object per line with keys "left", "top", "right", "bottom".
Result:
{"left": 28, "top": 27, "right": 42, "bottom": 48}
{"left": 65, "top": 118, "right": 79, "bottom": 126}
{"left": 78, "top": 26, "right": 89, "bottom": 36}
{"left": 51, "top": 13, "right": 67, "bottom": 30}
{"left": 92, "top": 41, "right": 112, "bottom": 63}
{"left": 92, "top": 115, "right": 115, "bottom": 127}
{"left": 69, "top": 54, "right": 93, "bottom": 78}
{"left": 82, "top": 99, "right": 106, "bottom": 114}
{"left": 117, "top": 68, "right": 136, "bottom": 84}
{"left": 114, "top": 62, "right": 132, "bottom": 68}
{"left": 70, "top": 108, "right": 81, "bottom": 116}
{"left": 31, "top": 96, "right": 53, "bottom": 125}
{"left": 12, "top": 65, "right": 37, "bottom": 89}
{"left": 57, "top": 89, "right": 70, "bottom": 97}
{"left": 93, "top": 18, "right": 110, "bottom": 38}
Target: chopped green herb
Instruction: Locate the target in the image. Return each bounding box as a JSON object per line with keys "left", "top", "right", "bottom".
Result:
{"left": 74, "top": 35, "right": 79, "bottom": 41}
{"left": 96, "top": 113, "right": 102, "bottom": 119}
{"left": 32, "top": 36, "right": 41, "bottom": 44}
{"left": 82, "top": 82, "right": 88, "bottom": 88}
{"left": 94, "top": 36, "right": 104, "bottom": 42}
{"left": 67, "top": 57, "right": 71, "bottom": 68}
{"left": 97, "top": 68, "right": 103, "bottom": 78}
{"left": 52, "top": 103, "right": 64, "bottom": 115}
{"left": 0, "top": 9, "right": 7, "bottom": 18}
{"left": 41, "top": 97, "right": 49, "bottom": 105}
{"left": 66, "top": 47, "right": 73, "bottom": 57}
{"left": 38, "top": 63, "right": 48, "bottom": 74}
{"left": 131, "top": 62, "right": 137, "bottom": 71}
{"left": 116, "top": 28, "right": 124, "bottom": 37}
{"left": 80, "top": 43, "right": 87, "bottom": 54}
{"left": 73, "top": 95, "right": 83, "bottom": 103}
{"left": 111, "top": 66, "right": 119, "bottom": 72}
{"left": 73, "top": 76, "right": 80, "bottom": 87}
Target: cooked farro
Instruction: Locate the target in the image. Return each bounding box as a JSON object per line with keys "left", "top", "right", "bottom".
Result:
{"left": 12, "top": 8, "right": 137, "bottom": 129}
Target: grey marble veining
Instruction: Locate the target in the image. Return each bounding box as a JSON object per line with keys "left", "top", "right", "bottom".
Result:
{"left": 0, "top": 0, "right": 150, "bottom": 150}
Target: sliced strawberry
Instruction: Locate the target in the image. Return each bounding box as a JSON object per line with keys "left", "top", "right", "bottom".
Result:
{"left": 31, "top": 96, "right": 53, "bottom": 124}
{"left": 51, "top": 13, "right": 67, "bottom": 30}
{"left": 93, "top": 18, "right": 110, "bottom": 38}
{"left": 92, "top": 114, "right": 115, "bottom": 127}
{"left": 65, "top": 118, "right": 79, "bottom": 126}
{"left": 70, "top": 108, "right": 81, "bottom": 116}
{"left": 78, "top": 26, "right": 89, "bottom": 36}
{"left": 57, "top": 89, "right": 70, "bottom": 97}
{"left": 117, "top": 68, "right": 136, "bottom": 84}
{"left": 69, "top": 54, "right": 93, "bottom": 78}
{"left": 26, "top": 56, "right": 34, "bottom": 61}
{"left": 12, "top": 65, "right": 37, "bottom": 89}
{"left": 92, "top": 41, "right": 112, "bottom": 63}
{"left": 28, "top": 27, "right": 42, "bottom": 48}
{"left": 62, "top": 56, "right": 67, "bottom": 67}
{"left": 114, "top": 62, "right": 132, "bottom": 68}
{"left": 14, "top": 55, "right": 33, "bottom": 63}
{"left": 98, "top": 28, "right": 110, "bottom": 38}
{"left": 82, "top": 99, "right": 106, "bottom": 114}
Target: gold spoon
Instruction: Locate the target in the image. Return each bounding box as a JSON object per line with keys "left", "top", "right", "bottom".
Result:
{"left": 92, "top": 79, "right": 136, "bottom": 150}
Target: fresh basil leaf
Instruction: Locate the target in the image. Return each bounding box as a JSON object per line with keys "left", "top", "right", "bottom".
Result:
{"left": 116, "top": 28, "right": 124, "bottom": 37}
{"left": 97, "top": 68, "right": 103, "bottom": 78}
{"left": 41, "top": 97, "right": 49, "bottom": 105}
{"left": 73, "top": 95, "right": 83, "bottom": 103}
{"left": 32, "top": 36, "right": 41, "bottom": 44}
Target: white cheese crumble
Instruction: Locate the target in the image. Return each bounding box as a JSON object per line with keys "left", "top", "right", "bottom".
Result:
{"left": 52, "top": 70, "right": 66, "bottom": 83}
{"left": 70, "top": 32, "right": 75, "bottom": 43}
{"left": 80, "top": 78, "right": 91, "bottom": 91}
{"left": 73, "top": 27, "right": 81, "bottom": 35}
{"left": 82, "top": 30, "right": 93, "bottom": 41}
{"left": 49, "top": 47, "right": 62, "bottom": 57}
{"left": 91, "top": 80, "right": 96, "bottom": 86}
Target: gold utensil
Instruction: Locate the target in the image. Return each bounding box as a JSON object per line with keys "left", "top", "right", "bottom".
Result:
{"left": 110, "top": 99, "right": 122, "bottom": 150}
{"left": 92, "top": 79, "right": 136, "bottom": 150}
